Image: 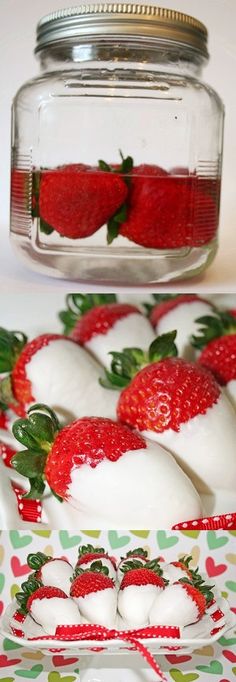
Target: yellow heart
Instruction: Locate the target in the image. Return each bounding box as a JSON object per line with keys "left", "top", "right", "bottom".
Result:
{"left": 22, "top": 651, "right": 45, "bottom": 660}
{"left": 44, "top": 545, "right": 53, "bottom": 556}
{"left": 226, "top": 553, "right": 236, "bottom": 565}
{"left": 0, "top": 545, "right": 4, "bottom": 566}
{"left": 178, "top": 546, "right": 200, "bottom": 567}
{"left": 194, "top": 645, "right": 214, "bottom": 656}
{"left": 11, "top": 584, "right": 20, "bottom": 599}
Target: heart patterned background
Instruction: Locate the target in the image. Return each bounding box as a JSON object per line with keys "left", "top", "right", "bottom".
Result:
{"left": 0, "top": 530, "right": 235, "bottom": 681}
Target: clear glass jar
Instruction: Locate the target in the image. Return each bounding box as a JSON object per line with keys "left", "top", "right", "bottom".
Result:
{"left": 10, "top": 4, "right": 224, "bottom": 284}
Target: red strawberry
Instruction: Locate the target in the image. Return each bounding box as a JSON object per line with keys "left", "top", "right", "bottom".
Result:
{"left": 0, "top": 441, "right": 15, "bottom": 468}
{"left": 25, "top": 585, "right": 80, "bottom": 634}
{"left": 70, "top": 303, "right": 141, "bottom": 345}
{"left": 119, "top": 169, "right": 218, "bottom": 248}
{"left": 76, "top": 545, "right": 117, "bottom": 580}
{"left": 27, "top": 552, "right": 73, "bottom": 595}
{"left": 170, "top": 561, "right": 193, "bottom": 579}
{"left": 39, "top": 164, "right": 128, "bottom": 238}
{"left": 12, "top": 409, "right": 146, "bottom": 500}
{"left": 192, "top": 311, "right": 236, "bottom": 391}
{"left": 70, "top": 569, "right": 116, "bottom": 627}
{"left": 117, "top": 548, "right": 148, "bottom": 583}
{"left": 149, "top": 579, "right": 212, "bottom": 626}
{"left": 118, "top": 564, "right": 165, "bottom": 627}
{"left": 27, "top": 585, "right": 67, "bottom": 611}
{"left": 150, "top": 295, "right": 212, "bottom": 328}
{"left": 11, "top": 334, "right": 64, "bottom": 406}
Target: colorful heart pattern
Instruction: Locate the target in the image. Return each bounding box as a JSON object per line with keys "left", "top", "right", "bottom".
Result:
{"left": 0, "top": 531, "right": 235, "bottom": 681}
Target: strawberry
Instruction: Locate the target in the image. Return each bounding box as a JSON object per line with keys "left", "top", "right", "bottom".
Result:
{"left": 161, "top": 555, "right": 194, "bottom": 584}
{"left": 0, "top": 330, "right": 118, "bottom": 422}
{"left": 149, "top": 578, "right": 213, "bottom": 627}
{"left": 11, "top": 408, "right": 146, "bottom": 500}
{"left": 102, "top": 333, "right": 236, "bottom": 493}
{"left": 27, "top": 552, "right": 73, "bottom": 595}
{"left": 38, "top": 161, "right": 128, "bottom": 239}
{"left": 117, "top": 548, "right": 148, "bottom": 583}
{"left": 192, "top": 312, "right": 236, "bottom": 398}
{"left": 16, "top": 581, "right": 81, "bottom": 635}
{"left": 0, "top": 408, "right": 9, "bottom": 430}
{"left": 119, "top": 170, "right": 218, "bottom": 248}
{"left": 76, "top": 544, "right": 117, "bottom": 581}
{"left": 62, "top": 298, "right": 155, "bottom": 369}
{"left": 118, "top": 561, "right": 165, "bottom": 627}
{"left": 70, "top": 566, "right": 117, "bottom": 627}
{"left": 148, "top": 294, "right": 215, "bottom": 360}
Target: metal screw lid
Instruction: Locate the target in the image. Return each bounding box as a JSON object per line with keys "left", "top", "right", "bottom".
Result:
{"left": 36, "top": 4, "right": 208, "bottom": 57}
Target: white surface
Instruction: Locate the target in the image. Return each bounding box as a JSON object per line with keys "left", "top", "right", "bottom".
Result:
{"left": 86, "top": 313, "right": 155, "bottom": 369}
{"left": 0, "top": 0, "right": 236, "bottom": 291}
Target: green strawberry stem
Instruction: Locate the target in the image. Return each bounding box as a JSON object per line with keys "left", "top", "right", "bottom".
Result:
{"left": 98, "top": 151, "right": 134, "bottom": 244}
{"left": 59, "top": 294, "right": 117, "bottom": 335}
{"left": 143, "top": 294, "right": 179, "bottom": 315}
{"left": 15, "top": 577, "right": 42, "bottom": 615}
{"left": 100, "top": 331, "right": 178, "bottom": 390}
{"left": 191, "top": 311, "right": 236, "bottom": 349}
{"left": 120, "top": 558, "right": 164, "bottom": 577}
{"left": 78, "top": 544, "right": 106, "bottom": 558}
{"left": 74, "top": 560, "right": 110, "bottom": 579}
{"left": 0, "top": 328, "right": 27, "bottom": 373}
{"left": 11, "top": 404, "right": 61, "bottom": 500}
{"left": 125, "top": 548, "right": 148, "bottom": 559}
{"left": 27, "top": 552, "right": 51, "bottom": 570}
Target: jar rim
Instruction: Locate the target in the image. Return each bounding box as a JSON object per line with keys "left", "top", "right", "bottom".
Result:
{"left": 35, "top": 4, "right": 209, "bottom": 59}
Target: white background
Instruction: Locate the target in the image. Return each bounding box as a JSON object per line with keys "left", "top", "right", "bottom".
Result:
{"left": 0, "top": 0, "right": 236, "bottom": 292}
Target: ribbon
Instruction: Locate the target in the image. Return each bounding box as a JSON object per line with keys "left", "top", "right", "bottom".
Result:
{"left": 11, "top": 483, "right": 42, "bottom": 523}
{"left": 172, "top": 513, "right": 236, "bottom": 530}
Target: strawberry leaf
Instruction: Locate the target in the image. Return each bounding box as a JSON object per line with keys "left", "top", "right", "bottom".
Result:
{"left": 40, "top": 218, "right": 54, "bottom": 235}
{"left": 27, "top": 552, "right": 51, "bottom": 570}
{"left": 59, "top": 293, "right": 117, "bottom": 335}
{"left": 0, "top": 328, "right": 27, "bottom": 373}
{"left": 192, "top": 311, "right": 236, "bottom": 349}
{"left": 11, "top": 449, "right": 47, "bottom": 478}
{"left": 24, "top": 477, "right": 46, "bottom": 499}
{"left": 148, "top": 331, "right": 178, "bottom": 362}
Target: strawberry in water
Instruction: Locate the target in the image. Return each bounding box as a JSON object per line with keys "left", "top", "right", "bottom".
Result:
{"left": 148, "top": 294, "right": 215, "bottom": 360}
{"left": 192, "top": 311, "right": 236, "bottom": 409}
{"left": 149, "top": 578, "right": 214, "bottom": 627}
{"left": 27, "top": 552, "right": 73, "bottom": 595}
{"left": 101, "top": 332, "right": 236, "bottom": 493}
{"left": 119, "top": 169, "right": 218, "bottom": 248}
{"left": 0, "top": 329, "right": 118, "bottom": 422}
{"left": 76, "top": 544, "right": 117, "bottom": 581}
{"left": 118, "top": 561, "right": 165, "bottom": 627}
{"left": 38, "top": 163, "right": 128, "bottom": 239}
{"left": 11, "top": 406, "right": 202, "bottom": 525}
{"left": 70, "top": 565, "right": 117, "bottom": 627}
{"left": 16, "top": 580, "right": 80, "bottom": 635}
{"left": 60, "top": 294, "right": 155, "bottom": 369}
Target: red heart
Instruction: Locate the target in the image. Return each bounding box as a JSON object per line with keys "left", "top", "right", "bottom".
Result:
{"left": 231, "top": 607, "right": 236, "bottom": 614}
{"left": 0, "top": 601, "right": 3, "bottom": 616}
{"left": 205, "top": 557, "right": 227, "bottom": 577}
{"left": 223, "top": 649, "right": 236, "bottom": 663}
{"left": 11, "top": 556, "right": 31, "bottom": 577}
{"left": 165, "top": 654, "right": 192, "bottom": 664}
{"left": 0, "top": 654, "right": 22, "bottom": 667}
{"left": 52, "top": 655, "right": 79, "bottom": 666}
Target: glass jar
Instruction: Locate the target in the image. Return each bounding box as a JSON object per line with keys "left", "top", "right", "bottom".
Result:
{"left": 10, "top": 4, "right": 224, "bottom": 284}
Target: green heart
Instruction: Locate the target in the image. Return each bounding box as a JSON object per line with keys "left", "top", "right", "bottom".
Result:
{"left": 3, "top": 638, "right": 22, "bottom": 650}
{"left": 181, "top": 531, "right": 200, "bottom": 539}
{"left": 0, "top": 573, "right": 5, "bottom": 593}
{"left": 170, "top": 670, "right": 199, "bottom": 682}
{"left": 15, "top": 665, "right": 43, "bottom": 679}
{"left": 108, "top": 531, "right": 130, "bottom": 549}
{"left": 59, "top": 531, "right": 81, "bottom": 549}
{"left": 156, "top": 531, "right": 179, "bottom": 549}
{"left": 219, "top": 634, "right": 236, "bottom": 646}
{"left": 48, "top": 674, "right": 77, "bottom": 682}
{"left": 33, "top": 531, "right": 52, "bottom": 538}
{"left": 225, "top": 580, "right": 236, "bottom": 591}
{"left": 130, "top": 530, "right": 150, "bottom": 538}
{"left": 0, "top": 678, "right": 15, "bottom": 682}
{"left": 82, "top": 531, "right": 101, "bottom": 538}
{"left": 229, "top": 531, "right": 236, "bottom": 536}
{"left": 207, "top": 531, "right": 229, "bottom": 550}
{"left": 11, "top": 584, "right": 20, "bottom": 599}
{"left": 9, "top": 531, "right": 32, "bottom": 549}
{"left": 196, "top": 660, "right": 223, "bottom": 674}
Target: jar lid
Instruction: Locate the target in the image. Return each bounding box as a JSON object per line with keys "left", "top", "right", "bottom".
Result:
{"left": 36, "top": 4, "right": 208, "bottom": 58}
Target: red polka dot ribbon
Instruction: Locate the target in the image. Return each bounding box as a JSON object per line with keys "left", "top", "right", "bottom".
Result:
{"left": 11, "top": 483, "right": 42, "bottom": 523}
{"left": 172, "top": 513, "right": 236, "bottom": 530}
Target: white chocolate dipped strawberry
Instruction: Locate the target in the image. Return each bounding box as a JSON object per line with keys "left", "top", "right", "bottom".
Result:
{"left": 117, "top": 548, "right": 148, "bottom": 584}
{"left": 118, "top": 561, "right": 165, "bottom": 628}
{"left": 106, "top": 333, "right": 236, "bottom": 494}
{"left": 27, "top": 552, "right": 73, "bottom": 595}
{"left": 16, "top": 579, "right": 81, "bottom": 635}
{"left": 76, "top": 544, "right": 117, "bottom": 581}
{"left": 60, "top": 294, "right": 155, "bottom": 369}
{"left": 149, "top": 577, "right": 214, "bottom": 627}
{"left": 0, "top": 329, "right": 118, "bottom": 423}
{"left": 161, "top": 555, "right": 195, "bottom": 584}
{"left": 11, "top": 406, "right": 202, "bottom": 527}
{"left": 70, "top": 564, "right": 117, "bottom": 628}
{"left": 149, "top": 294, "right": 215, "bottom": 361}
